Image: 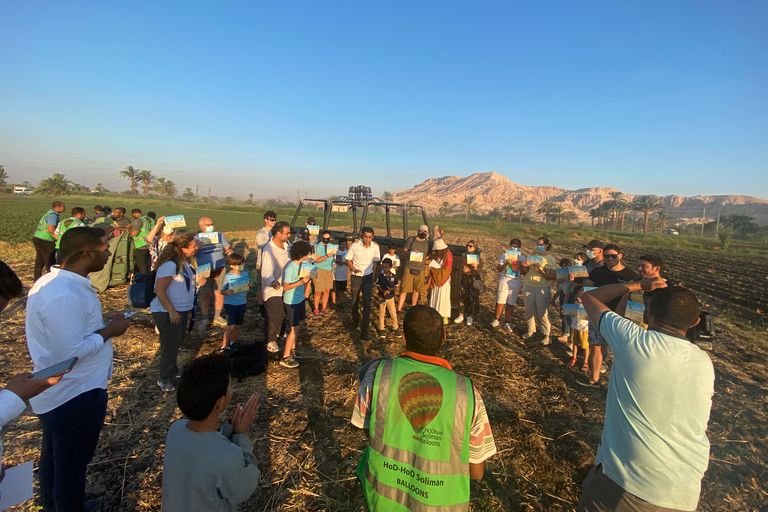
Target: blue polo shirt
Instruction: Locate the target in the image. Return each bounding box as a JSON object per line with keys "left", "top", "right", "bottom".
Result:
{"left": 194, "top": 232, "right": 230, "bottom": 270}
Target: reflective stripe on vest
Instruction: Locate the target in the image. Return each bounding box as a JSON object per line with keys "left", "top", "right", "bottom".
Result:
{"left": 134, "top": 216, "right": 155, "bottom": 248}
{"left": 54, "top": 217, "right": 84, "bottom": 249}
{"left": 34, "top": 209, "right": 58, "bottom": 242}
{"left": 357, "top": 357, "right": 473, "bottom": 512}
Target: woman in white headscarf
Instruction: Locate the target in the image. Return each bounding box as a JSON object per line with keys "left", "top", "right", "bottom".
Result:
{"left": 427, "top": 238, "right": 453, "bottom": 324}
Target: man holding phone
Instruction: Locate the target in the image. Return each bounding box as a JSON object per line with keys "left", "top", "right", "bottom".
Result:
{"left": 26, "top": 228, "right": 130, "bottom": 512}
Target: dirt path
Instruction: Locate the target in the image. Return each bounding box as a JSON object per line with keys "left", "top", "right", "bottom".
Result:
{"left": 1, "top": 233, "right": 766, "bottom": 511}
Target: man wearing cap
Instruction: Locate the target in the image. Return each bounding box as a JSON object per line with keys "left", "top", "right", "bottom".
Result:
{"left": 195, "top": 216, "right": 233, "bottom": 330}
{"left": 346, "top": 227, "right": 380, "bottom": 341}
{"left": 397, "top": 224, "right": 431, "bottom": 312}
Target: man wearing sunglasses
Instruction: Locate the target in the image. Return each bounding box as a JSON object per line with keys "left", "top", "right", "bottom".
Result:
{"left": 255, "top": 211, "right": 277, "bottom": 319}
{"left": 312, "top": 231, "right": 335, "bottom": 314}
{"left": 579, "top": 244, "right": 639, "bottom": 388}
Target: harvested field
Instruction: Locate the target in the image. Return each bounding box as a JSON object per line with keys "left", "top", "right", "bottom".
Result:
{"left": 1, "top": 232, "right": 767, "bottom": 511}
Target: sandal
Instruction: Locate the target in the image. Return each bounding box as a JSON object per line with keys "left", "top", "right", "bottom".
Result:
{"left": 570, "top": 357, "right": 577, "bottom": 367}
{"left": 581, "top": 362, "right": 589, "bottom": 372}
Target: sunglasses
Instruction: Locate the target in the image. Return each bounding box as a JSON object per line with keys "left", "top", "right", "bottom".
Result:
{"left": 322, "top": 238, "right": 331, "bottom": 242}
{"left": 267, "top": 218, "right": 276, "bottom": 222}
{"left": 604, "top": 254, "right": 620, "bottom": 259}
{"left": 466, "top": 245, "right": 474, "bottom": 248}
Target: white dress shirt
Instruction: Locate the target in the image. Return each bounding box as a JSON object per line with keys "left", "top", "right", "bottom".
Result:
{"left": 261, "top": 239, "right": 290, "bottom": 301}
{"left": 346, "top": 240, "right": 380, "bottom": 277}
{"left": 25, "top": 267, "right": 113, "bottom": 415}
{"left": 0, "top": 389, "right": 26, "bottom": 465}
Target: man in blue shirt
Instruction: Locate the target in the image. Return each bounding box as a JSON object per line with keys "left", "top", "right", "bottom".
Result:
{"left": 578, "top": 278, "right": 714, "bottom": 512}
{"left": 195, "top": 217, "right": 233, "bottom": 330}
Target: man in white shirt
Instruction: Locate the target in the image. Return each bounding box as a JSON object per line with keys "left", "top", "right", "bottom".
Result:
{"left": 346, "top": 227, "right": 380, "bottom": 342}
{"left": 578, "top": 278, "right": 714, "bottom": 512}
{"left": 261, "top": 221, "right": 291, "bottom": 353}
{"left": 0, "top": 259, "right": 62, "bottom": 494}
{"left": 26, "top": 227, "right": 130, "bottom": 512}
{"left": 255, "top": 211, "right": 277, "bottom": 319}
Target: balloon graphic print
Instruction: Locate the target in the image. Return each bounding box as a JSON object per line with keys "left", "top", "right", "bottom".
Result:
{"left": 397, "top": 372, "right": 444, "bottom": 434}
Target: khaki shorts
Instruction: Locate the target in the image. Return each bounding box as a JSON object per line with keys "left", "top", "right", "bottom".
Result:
{"left": 572, "top": 329, "right": 589, "bottom": 349}
{"left": 401, "top": 268, "right": 426, "bottom": 294}
{"left": 312, "top": 268, "right": 333, "bottom": 292}
{"left": 199, "top": 267, "right": 225, "bottom": 294}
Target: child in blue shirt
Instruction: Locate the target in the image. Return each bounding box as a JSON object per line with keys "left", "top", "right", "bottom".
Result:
{"left": 220, "top": 253, "right": 255, "bottom": 351}
{"left": 280, "top": 241, "right": 312, "bottom": 369}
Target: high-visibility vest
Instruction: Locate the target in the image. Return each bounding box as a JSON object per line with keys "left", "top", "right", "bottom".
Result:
{"left": 134, "top": 216, "right": 156, "bottom": 248}
{"left": 34, "top": 209, "right": 59, "bottom": 242}
{"left": 357, "top": 357, "right": 473, "bottom": 511}
{"left": 54, "top": 217, "right": 85, "bottom": 249}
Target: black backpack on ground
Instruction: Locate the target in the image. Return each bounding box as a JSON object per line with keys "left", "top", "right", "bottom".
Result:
{"left": 128, "top": 270, "right": 157, "bottom": 309}
{"left": 229, "top": 342, "right": 268, "bottom": 381}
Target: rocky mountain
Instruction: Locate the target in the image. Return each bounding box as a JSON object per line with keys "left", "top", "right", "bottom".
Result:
{"left": 390, "top": 172, "right": 768, "bottom": 226}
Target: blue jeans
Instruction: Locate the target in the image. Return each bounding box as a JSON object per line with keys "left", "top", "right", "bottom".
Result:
{"left": 38, "top": 388, "right": 108, "bottom": 512}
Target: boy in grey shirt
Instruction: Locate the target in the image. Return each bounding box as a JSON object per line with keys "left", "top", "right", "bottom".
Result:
{"left": 162, "top": 353, "right": 261, "bottom": 512}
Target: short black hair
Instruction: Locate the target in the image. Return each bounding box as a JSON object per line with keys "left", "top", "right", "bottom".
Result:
{"left": 264, "top": 210, "right": 276, "bottom": 220}
{"left": 147, "top": 211, "right": 156, "bottom": 219}
{"left": 603, "top": 243, "right": 621, "bottom": 254}
{"left": 361, "top": 226, "right": 374, "bottom": 236}
{"left": 177, "top": 353, "right": 231, "bottom": 421}
{"left": 71, "top": 207, "right": 86, "bottom": 217}
{"left": 403, "top": 305, "right": 444, "bottom": 356}
{"left": 60, "top": 227, "right": 106, "bottom": 262}
{"left": 559, "top": 257, "right": 572, "bottom": 267}
{"left": 289, "top": 240, "right": 312, "bottom": 261}
{"left": 131, "top": 208, "right": 142, "bottom": 215}
{"left": 0, "top": 260, "right": 23, "bottom": 302}
{"left": 321, "top": 230, "right": 331, "bottom": 237}
{"left": 509, "top": 238, "right": 522, "bottom": 248}
{"left": 114, "top": 207, "right": 126, "bottom": 214}
{"left": 639, "top": 254, "right": 663, "bottom": 270}
{"left": 102, "top": 206, "right": 112, "bottom": 214}
{"left": 94, "top": 205, "right": 103, "bottom": 212}
{"left": 338, "top": 238, "right": 347, "bottom": 245}
{"left": 649, "top": 286, "right": 700, "bottom": 331}
{"left": 272, "top": 221, "right": 290, "bottom": 236}
{"left": 381, "top": 259, "right": 392, "bottom": 267}
{"left": 52, "top": 201, "right": 65, "bottom": 208}
{"left": 306, "top": 216, "right": 316, "bottom": 224}
{"left": 227, "top": 252, "right": 245, "bottom": 266}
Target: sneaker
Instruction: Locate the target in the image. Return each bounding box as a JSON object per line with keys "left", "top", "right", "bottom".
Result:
{"left": 157, "top": 379, "right": 175, "bottom": 392}
{"left": 197, "top": 318, "right": 209, "bottom": 331}
{"left": 361, "top": 332, "right": 371, "bottom": 342}
{"left": 290, "top": 349, "right": 302, "bottom": 359}
{"left": 213, "top": 316, "right": 227, "bottom": 327}
{"left": 154, "top": 325, "right": 160, "bottom": 335}
{"left": 600, "top": 363, "right": 608, "bottom": 374}
{"left": 491, "top": 319, "right": 500, "bottom": 328}
{"left": 541, "top": 337, "right": 551, "bottom": 346}
{"left": 466, "top": 317, "right": 473, "bottom": 326}
{"left": 378, "top": 329, "right": 386, "bottom": 339}
{"left": 523, "top": 332, "right": 534, "bottom": 340}
{"left": 454, "top": 314, "right": 464, "bottom": 324}
{"left": 280, "top": 355, "right": 299, "bottom": 368}
{"left": 393, "top": 328, "right": 402, "bottom": 337}
{"left": 220, "top": 345, "right": 238, "bottom": 355}
{"left": 503, "top": 323, "right": 513, "bottom": 333}
{"left": 576, "top": 379, "right": 600, "bottom": 388}
{"left": 278, "top": 334, "right": 287, "bottom": 342}
{"left": 322, "top": 308, "right": 330, "bottom": 315}
{"left": 267, "top": 341, "right": 279, "bottom": 353}
{"left": 314, "top": 309, "right": 321, "bottom": 315}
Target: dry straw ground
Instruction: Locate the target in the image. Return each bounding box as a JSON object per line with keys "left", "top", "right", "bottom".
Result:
{"left": 1, "top": 231, "right": 767, "bottom": 511}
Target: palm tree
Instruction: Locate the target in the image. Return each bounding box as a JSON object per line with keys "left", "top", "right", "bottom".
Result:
{"left": 655, "top": 211, "right": 671, "bottom": 233}
{"left": 0, "top": 165, "right": 8, "bottom": 188}
{"left": 589, "top": 208, "right": 601, "bottom": 228}
{"left": 631, "top": 195, "right": 665, "bottom": 233}
{"left": 537, "top": 201, "right": 555, "bottom": 227}
{"left": 381, "top": 191, "right": 394, "bottom": 202}
{"left": 562, "top": 210, "right": 578, "bottom": 227}
{"left": 136, "top": 169, "right": 156, "bottom": 196}
{"left": 513, "top": 207, "right": 526, "bottom": 224}
{"left": 248, "top": 193, "right": 254, "bottom": 205}
{"left": 35, "top": 173, "right": 72, "bottom": 195}
{"left": 438, "top": 201, "right": 452, "bottom": 218}
{"left": 120, "top": 166, "right": 139, "bottom": 195}
{"left": 162, "top": 180, "right": 177, "bottom": 199}
{"left": 153, "top": 177, "right": 167, "bottom": 198}
{"left": 551, "top": 205, "right": 564, "bottom": 226}
{"left": 489, "top": 207, "right": 502, "bottom": 219}
{"left": 183, "top": 187, "right": 196, "bottom": 201}
{"left": 599, "top": 208, "right": 611, "bottom": 229}
{"left": 460, "top": 195, "right": 477, "bottom": 220}
{"left": 614, "top": 200, "right": 629, "bottom": 230}
{"left": 502, "top": 205, "right": 514, "bottom": 222}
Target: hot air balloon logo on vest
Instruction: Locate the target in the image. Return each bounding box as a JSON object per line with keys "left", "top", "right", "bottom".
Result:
{"left": 397, "top": 372, "right": 444, "bottom": 434}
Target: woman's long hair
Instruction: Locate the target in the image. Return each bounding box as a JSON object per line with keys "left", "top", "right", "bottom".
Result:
{"left": 153, "top": 233, "right": 196, "bottom": 273}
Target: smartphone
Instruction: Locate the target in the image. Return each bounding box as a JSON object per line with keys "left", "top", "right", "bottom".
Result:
{"left": 124, "top": 311, "right": 136, "bottom": 318}
{"left": 31, "top": 357, "right": 78, "bottom": 380}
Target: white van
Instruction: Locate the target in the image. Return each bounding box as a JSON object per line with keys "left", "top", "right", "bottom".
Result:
{"left": 13, "top": 186, "right": 32, "bottom": 195}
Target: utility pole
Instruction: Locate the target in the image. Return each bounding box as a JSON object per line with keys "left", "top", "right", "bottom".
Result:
{"left": 208, "top": 186, "right": 211, "bottom": 203}
{"left": 195, "top": 185, "right": 199, "bottom": 199}
{"left": 701, "top": 207, "right": 706, "bottom": 238}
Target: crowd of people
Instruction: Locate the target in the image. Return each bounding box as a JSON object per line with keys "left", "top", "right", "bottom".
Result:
{"left": 0, "top": 202, "right": 716, "bottom": 512}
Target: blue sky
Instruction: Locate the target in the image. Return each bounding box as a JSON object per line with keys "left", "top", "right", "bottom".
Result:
{"left": 1, "top": 1, "right": 766, "bottom": 200}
